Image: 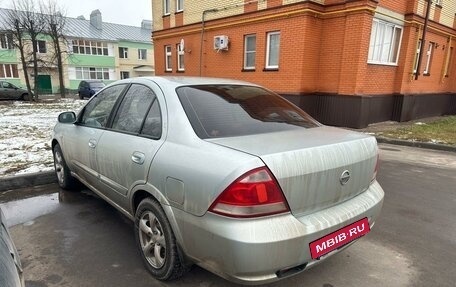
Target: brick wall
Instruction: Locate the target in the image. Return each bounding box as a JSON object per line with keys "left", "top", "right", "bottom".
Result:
{"left": 153, "top": 0, "right": 456, "bottom": 96}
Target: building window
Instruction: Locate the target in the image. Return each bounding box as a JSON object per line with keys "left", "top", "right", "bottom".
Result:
{"left": 266, "top": 31, "right": 280, "bottom": 69}
{"left": 368, "top": 19, "right": 403, "bottom": 65}
{"left": 72, "top": 40, "right": 108, "bottom": 56}
{"left": 434, "top": 0, "right": 443, "bottom": 6}
{"left": 424, "top": 42, "right": 434, "bottom": 75}
{"left": 177, "top": 43, "right": 184, "bottom": 71}
{"left": 0, "top": 33, "right": 13, "bottom": 50}
{"left": 138, "top": 49, "right": 147, "bottom": 60}
{"left": 445, "top": 47, "right": 453, "bottom": 77}
{"left": 244, "top": 34, "right": 256, "bottom": 70}
{"left": 75, "top": 67, "right": 110, "bottom": 80}
{"left": 413, "top": 40, "right": 422, "bottom": 74}
{"left": 164, "top": 0, "right": 170, "bottom": 15}
{"left": 176, "top": 0, "right": 184, "bottom": 11}
{"left": 119, "top": 47, "right": 128, "bottom": 59}
{"left": 37, "top": 40, "right": 46, "bottom": 53}
{"left": 120, "top": 71, "right": 130, "bottom": 79}
{"left": 0, "top": 64, "right": 19, "bottom": 78}
{"left": 165, "top": 45, "right": 172, "bottom": 71}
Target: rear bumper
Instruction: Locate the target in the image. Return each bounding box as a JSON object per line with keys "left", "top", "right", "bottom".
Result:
{"left": 174, "top": 181, "right": 384, "bottom": 285}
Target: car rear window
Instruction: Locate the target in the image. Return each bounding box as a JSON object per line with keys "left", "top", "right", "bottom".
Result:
{"left": 176, "top": 85, "right": 319, "bottom": 139}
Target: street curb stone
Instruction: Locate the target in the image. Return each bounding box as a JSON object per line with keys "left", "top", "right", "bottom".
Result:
{"left": 0, "top": 171, "right": 56, "bottom": 192}
{"left": 376, "top": 137, "right": 456, "bottom": 153}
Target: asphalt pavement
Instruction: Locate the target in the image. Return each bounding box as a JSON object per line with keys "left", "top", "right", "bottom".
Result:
{"left": 0, "top": 143, "right": 455, "bottom": 287}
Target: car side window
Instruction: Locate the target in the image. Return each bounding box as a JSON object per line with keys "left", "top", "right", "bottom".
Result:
{"left": 141, "top": 99, "right": 162, "bottom": 139}
{"left": 3, "top": 82, "right": 13, "bottom": 89}
{"left": 80, "top": 84, "right": 126, "bottom": 128}
{"left": 111, "top": 84, "right": 155, "bottom": 134}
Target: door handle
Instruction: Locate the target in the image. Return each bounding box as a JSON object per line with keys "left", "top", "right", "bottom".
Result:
{"left": 88, "top": 139, "right": 97, "bottom": 149}
{"left": 131, "top": 152, "right": 145, "bottom": 165}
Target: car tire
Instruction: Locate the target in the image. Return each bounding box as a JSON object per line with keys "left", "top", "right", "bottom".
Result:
{"left": 53, "top": 144, "right": 78, "bottom": 190}
{"left": 135, "top": 198, "right": 187, "bottom": 281}
{"left": 21, "top": 93, "right": 30, "bottom": 101}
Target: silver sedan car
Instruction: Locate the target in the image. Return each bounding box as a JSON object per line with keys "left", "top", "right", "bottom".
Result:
{"left": 52, "top": 77, "right": 384, "bottom": 285}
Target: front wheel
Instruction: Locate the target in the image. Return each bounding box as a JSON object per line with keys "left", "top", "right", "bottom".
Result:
{"left": 53, "top": 144, "right": 77, "bottom": 189}
{"left": 135, "top": 198, "right": 187, "bottom": 281}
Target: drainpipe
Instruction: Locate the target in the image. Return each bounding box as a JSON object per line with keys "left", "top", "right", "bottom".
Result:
{"left": 199, "top": 8, "right": 219, "bottom": 77}
{"left": 415, "top": 0, "right": 432, "bottom": 80}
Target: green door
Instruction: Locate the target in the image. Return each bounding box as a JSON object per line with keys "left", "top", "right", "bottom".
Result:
{"left": 36, "top": 75, "right": 52, "bottom": 94}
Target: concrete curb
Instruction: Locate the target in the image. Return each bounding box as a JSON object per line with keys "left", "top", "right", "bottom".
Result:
{"left": 376, "top": 137, "right": 456, "bottom": 153}
{"left": 0, "top": 171, "right": 56, "bottom": 192}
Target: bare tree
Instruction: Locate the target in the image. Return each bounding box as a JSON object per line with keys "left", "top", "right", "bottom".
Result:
{"left": 19, "top": 0, "right": 47, "bottom": 100}
{"left": 40, "top": 0, "right": 67, "bottom": 98}
{"left": 1, "top": 8, "right": 33, "bottom": 100}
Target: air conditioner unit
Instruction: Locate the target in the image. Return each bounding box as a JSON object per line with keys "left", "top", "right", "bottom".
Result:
{"left": 214, "top": 35, "right": 229, "bottom": 51}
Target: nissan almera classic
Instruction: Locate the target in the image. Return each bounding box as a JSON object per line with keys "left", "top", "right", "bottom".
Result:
{"left": 52, "top": 77, "right": 384, "bottom": 285}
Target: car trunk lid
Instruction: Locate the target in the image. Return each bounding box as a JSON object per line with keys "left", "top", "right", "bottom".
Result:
{"left": 207, "top": 126, "right": 378, "bottom": 216}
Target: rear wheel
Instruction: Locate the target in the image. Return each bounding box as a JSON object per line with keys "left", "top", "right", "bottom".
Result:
{"left": 135, "top": 198, "right": 187, "bottom": 281}
{"left": 53, "top": 144, "right": 77, "bottom": 189}
{"left": 21, "top": 93, "right": 30, "bottom": 101}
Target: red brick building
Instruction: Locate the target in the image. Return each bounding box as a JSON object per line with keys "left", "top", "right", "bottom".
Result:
{"left": 152, "top": 0, "right": 456, "bottom": 128}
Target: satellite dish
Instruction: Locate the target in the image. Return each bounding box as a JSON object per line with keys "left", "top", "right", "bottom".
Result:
{"left": 180, "top": 39, "right": 185, "bottom": 51}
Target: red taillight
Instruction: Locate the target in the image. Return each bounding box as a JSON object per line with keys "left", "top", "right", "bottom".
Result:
{"left": 209, "top": 167, "right": 290, "bottom": 218}
{"left": 371, "top": 153, "right": 380, "bottom": 183}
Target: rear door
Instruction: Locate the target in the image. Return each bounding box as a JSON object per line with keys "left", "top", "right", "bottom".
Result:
{"left": 95, "top": 82, "right": 165, "bottom": 210}
{"left": 62, "top": 84, "right": 127, "bottom": 188}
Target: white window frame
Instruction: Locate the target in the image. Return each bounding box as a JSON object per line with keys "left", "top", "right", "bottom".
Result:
{"left": 163, "top": 0, "right": 170, "bottom": 15}
{"left": 165, "top": 45, "right": 172, "bottom": 71}
{"left": 434, "top": 0, "right": 443, "bottom": 6}
{"left": 176, "top": 0, "right": 184, "bottom": 12}
{"left": 119, "top": 47, "right": 128, "bottom": 59}
{"left": 120, "top": 71, "right": 130, "bottom": 79}
{"left": 37, "top": 40, "right": 46, "bottom": 54}
{"left": 244, "top": 34, "right": 256, "bottom": 70}
{"left": 413, "top": 40, "right": 422, "bottom": 74}
{"left": 0, "top": 64, "right": 19, "bottom": 78}
{"left": 368, "top": 19, "right": 403, "bottom": 66}
{"left": 445, "top": 47, "right": 453, "bottom": 77}
{"left": 71, "top": 40, "right": 108, "bottom": 56}
{"left": 423, "top": 42, "right": 434, "bottom": 75}
{"left": 177, "top": 43, "right": 184, "bottom": 71}
{"left": 0, "top": 33, "right": 13, "bottom": 50}
{"left": 138, "top": 49, "right": 147, "bottom": 60}
{"left": 266, "top": 31, "right": 280, "bottom": 69}
{"left": 75, "top": 67, "right": 110, "bottom": 80}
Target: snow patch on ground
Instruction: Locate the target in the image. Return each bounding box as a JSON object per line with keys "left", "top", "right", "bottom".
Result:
{"left": 0, "top": 99, "right": 85, "bottom": 177}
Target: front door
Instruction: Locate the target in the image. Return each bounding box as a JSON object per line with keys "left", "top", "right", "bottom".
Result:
{"left": 64, "top": 84, "right": 127, "bottom": 188}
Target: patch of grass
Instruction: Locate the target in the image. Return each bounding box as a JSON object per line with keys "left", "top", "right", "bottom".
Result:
{"left": 381, "top": 116, "right": 456, "bottom": 145}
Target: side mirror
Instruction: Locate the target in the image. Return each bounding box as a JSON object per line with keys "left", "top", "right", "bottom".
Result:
{"left": 58, "top": 111, "right": 76, "bottom": 123}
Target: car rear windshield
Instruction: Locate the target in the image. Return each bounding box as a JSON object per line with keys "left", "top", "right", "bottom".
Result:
{"left": 176, "top": 85, "right": 319, "bottom": 139}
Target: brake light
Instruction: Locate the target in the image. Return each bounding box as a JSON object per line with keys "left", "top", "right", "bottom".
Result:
{"left": 371, "top": 153, "right": 380, "bottom": 183}
{"left": 209, "top": 167, "right": 290, "bottom": 218}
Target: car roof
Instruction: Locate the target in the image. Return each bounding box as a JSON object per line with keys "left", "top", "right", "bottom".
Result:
{"left": 119, "top": 76, "right": 258, "bottom": 89}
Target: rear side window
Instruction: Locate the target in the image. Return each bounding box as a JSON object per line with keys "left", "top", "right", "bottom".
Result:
{"left": 80, "top": 84, "right": 126, "bottom": 128}
{"left": 177, "top": 85, "right": 319, "bottom": 138}
{"left": 141, "top": 100, "right": 162, "bottom": 139}
{"left": 111, "top": 84, "right": 156, "bottom": 134}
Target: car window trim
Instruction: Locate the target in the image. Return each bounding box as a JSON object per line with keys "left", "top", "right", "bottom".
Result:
{"left": 104, "top": 83, "right": 163, "bottom": 140}
{"left": 76, "top": 83, "right": 129, "bottom": 129}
